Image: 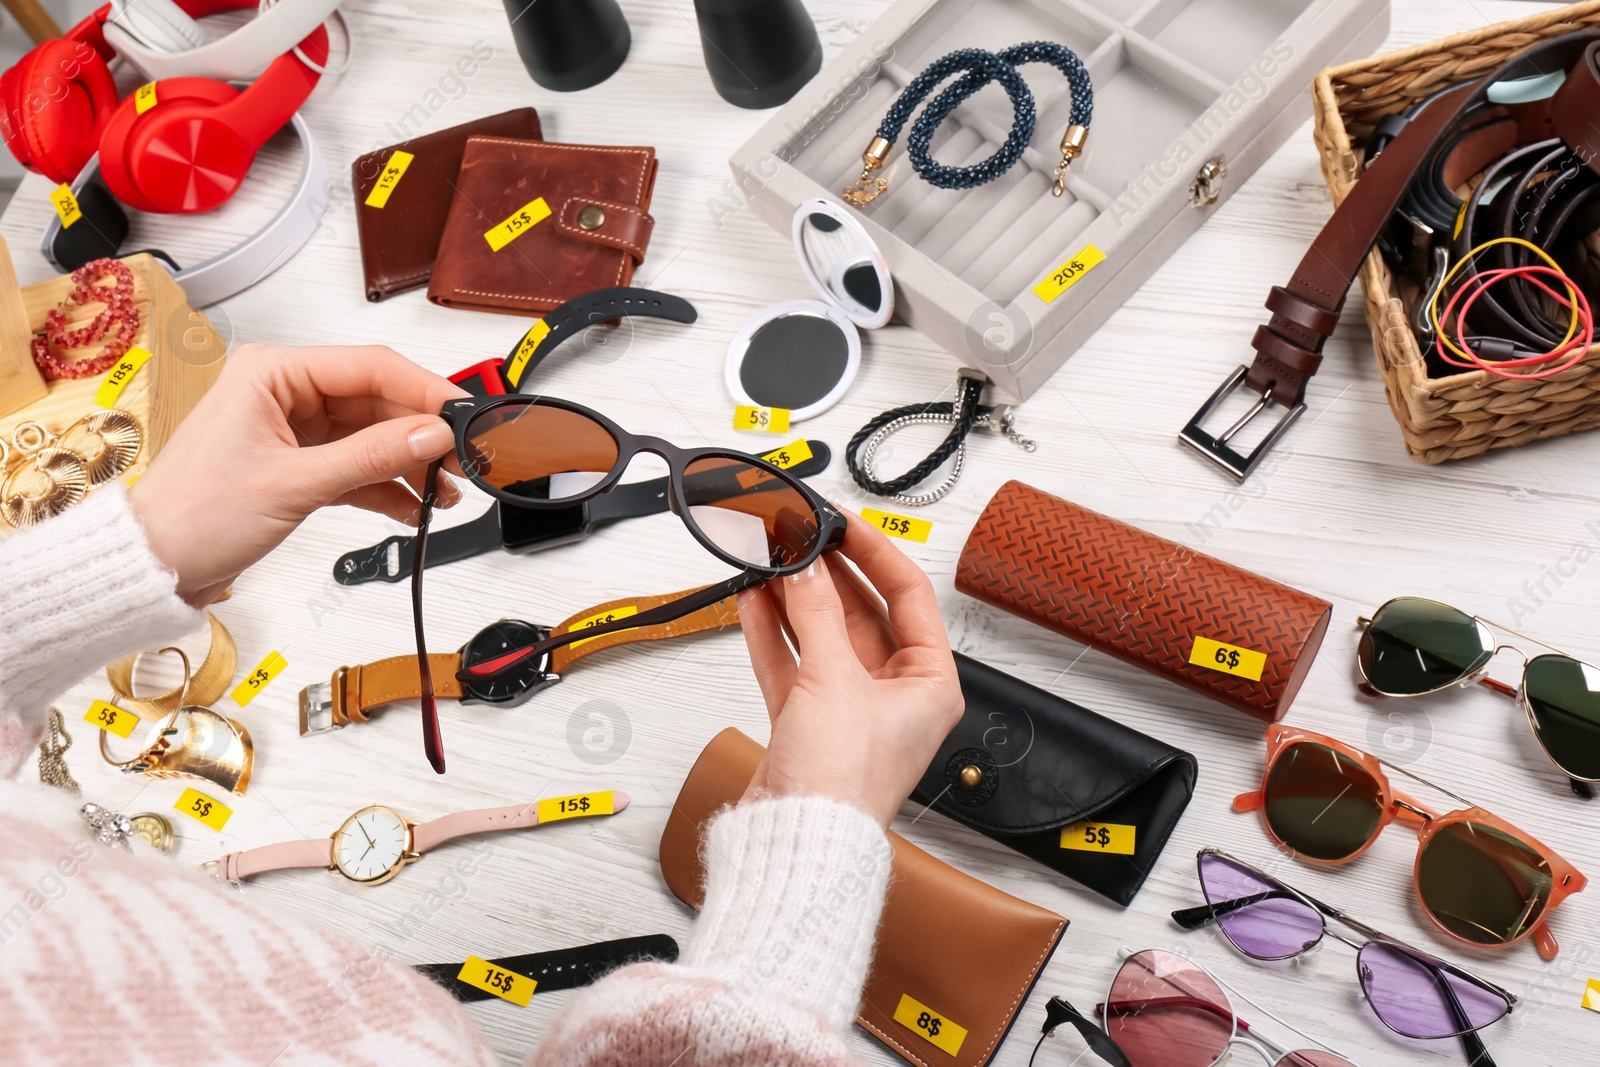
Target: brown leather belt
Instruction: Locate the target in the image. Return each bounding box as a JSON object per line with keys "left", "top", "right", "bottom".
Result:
{"left": 1181, "top": 32, "right": 1600, "bottom": 480}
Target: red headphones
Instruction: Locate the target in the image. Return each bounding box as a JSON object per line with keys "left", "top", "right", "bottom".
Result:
{"left": 0, "top": 0, "right": 324, "bottom": 213}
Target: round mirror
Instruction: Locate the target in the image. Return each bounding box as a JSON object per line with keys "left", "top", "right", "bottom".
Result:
{"left": 793, "top": 200, "right": 893, "bottom": 329}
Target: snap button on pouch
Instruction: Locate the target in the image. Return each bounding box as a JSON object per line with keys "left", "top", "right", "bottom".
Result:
{"left": 577, "top": 205, "right": 606, "bottom": 230}
{"left": 944, "top": 747, "right": 997, "bottom": 807}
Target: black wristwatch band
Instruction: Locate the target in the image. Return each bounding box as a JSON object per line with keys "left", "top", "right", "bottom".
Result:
{"left": 332, "top": 442, "right": 833, "bottom": 585}
{"left": 507, "top": 287, "right": 699, "bottom": 391}
{"left": 417, "top": 934, "right": 679, "bottom": 1002}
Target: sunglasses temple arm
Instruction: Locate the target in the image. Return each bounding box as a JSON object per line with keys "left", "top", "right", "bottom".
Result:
{"left": 1170, "top": 890, "right": 1310, "bottom": 929}
{"left": 1432, "top": 967, "right": 1499, "bottom": 1064}
{"left": 1039, "top": 998, "right": 1134, "bottom": 1067}
{"left": 414, "top": 460, "right": 446, "bottom": 774}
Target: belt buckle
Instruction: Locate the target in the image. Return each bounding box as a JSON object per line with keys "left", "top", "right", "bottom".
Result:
{"left": 298, "top": 671, "right": 347, "bottom": 737}
{"left": 1179, "top": 366, "right": 1304, "bottom": 481}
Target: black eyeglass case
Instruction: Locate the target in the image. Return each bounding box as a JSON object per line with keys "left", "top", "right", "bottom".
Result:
{"left": 913, "top": 654, "right": 1198, "bottom": 906}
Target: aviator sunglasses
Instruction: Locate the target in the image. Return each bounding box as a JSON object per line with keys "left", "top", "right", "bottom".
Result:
{"left": 1237, "top": 724, "right": 1586, "bottom": 960}
{"left": 1173, "top": 849, "right": 1514, "bottom": 1065}
{"left": 1357, "top": 596, "right": 1600, "bottom": 796}
{"left": 413, "top": 394, "right": 847, "bottom": 772}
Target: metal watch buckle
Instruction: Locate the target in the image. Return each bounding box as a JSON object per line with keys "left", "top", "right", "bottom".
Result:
{"left": 298, "top": 676, "right": 344, "bottom": 737}
{"left": 1179, "top": 366, "right": 1305, "bottom": 482}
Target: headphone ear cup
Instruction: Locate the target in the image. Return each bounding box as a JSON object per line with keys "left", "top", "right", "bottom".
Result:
{"left": 99, "top": 78, "right": 247, "bottom": 214}
{"left": 0, "top": 39, "right": 118, "bottom": 183}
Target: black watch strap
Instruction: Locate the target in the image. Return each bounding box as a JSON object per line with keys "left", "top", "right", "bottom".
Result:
{"left": 333, "top": 505, "right": 502, "bottom": 585}
{"left": 507, "top": 287, "right": 699, "bottom": 391}
{"left": 416, "top": 934, "right": 679, "bottom": 1001}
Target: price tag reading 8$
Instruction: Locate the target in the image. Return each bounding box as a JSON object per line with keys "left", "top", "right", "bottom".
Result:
{"left": 893, "top": 993, "right": 967, "bottom": 1056}
{"left": 1060, "top": 821, "right": 1136, "bottom": 856}
{"left": 458, "top": 955, "right": 536, "bottom": 1006}
{"left": 537, "top": 791, "right": 614, "bottom": 823}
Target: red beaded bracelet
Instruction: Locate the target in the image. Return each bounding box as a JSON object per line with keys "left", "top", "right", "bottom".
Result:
{"left": 31, "top": 259, "right": 141, "bottom": 380}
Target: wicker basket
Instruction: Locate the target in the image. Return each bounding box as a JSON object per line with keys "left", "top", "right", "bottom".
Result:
{"left": 1311, "top": 1, "right": 1600, "bottom": 464}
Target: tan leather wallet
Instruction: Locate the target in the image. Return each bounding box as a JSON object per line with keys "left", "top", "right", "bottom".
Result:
{"left": 660, "top": 728, "right": 1067, "bottom": 1067}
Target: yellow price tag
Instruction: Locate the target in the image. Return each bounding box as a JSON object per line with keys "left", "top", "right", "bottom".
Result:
{"left": 1060, "top": 821, "right": 1137, "bottom": 856}
{"left": 175, "top": 787, "right": 232, "bottom": 831}
{"left": 457, "top": 955, "right": 535, "bottom": 1005}
{"left": 93, "top": 346, "right": 153, "bottom": 408}
{"left": 861, "top": 508, "right": 932, "bottom": 543}
{"left": 1583, "top": 978, "right": 1600, "bottom": 1012}
{"left": 734, "top": 405, "right": 789, "bottom": 433}
{"left": 506, "top": 319, "right": 552, "bottom": 387}
{"left": 84, "top": 699, "right": 138, "bottom": 740}
{"left": 893, "top": 993, "right": 967, "bottom": 1057}
{"left": 568, "top": 605, "right": 638, "bottom": 649}
{"left": 537, "top": 791, "right": 614, "bottom": 823}
{"left": 1032, "top": 243, "right": 1106, "bottom": 303}
{"left": 134, "top": 82, "right": 158, "bottom": 114}
{"left": 364, "top": 149, "right": 414, "bottom": 209}
{"left": 759, "top": 439, "right": 813, "bottom": 470}
{"left": 232, "top": 651, "right": 288, "bottom": 706}
{"left": 484, "top": 197, "right": 551, "bottom": 251}
{"left": 1189, "top": 635, "right": 1267, "bottom": 682}
{"left": 50, "top": 183, "right": 82, "bottom": 228}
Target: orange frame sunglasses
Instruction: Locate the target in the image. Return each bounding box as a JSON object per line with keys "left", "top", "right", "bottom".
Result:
{"left": 1235, "top": 724, "right": 1586, "bottom": 960}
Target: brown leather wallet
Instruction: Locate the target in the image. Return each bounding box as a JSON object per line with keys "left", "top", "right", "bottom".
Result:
{"left": 661, "top": 728, "right": 1067, "bottom": 1067}
{"left": 956, "top": 481, "right": 1330, "bottom": 723}
{"left": 427, "top": 137, "right": 657, "bottom": 316}
{"left": 352, "top": 109, "right": 542, "bottom": 302}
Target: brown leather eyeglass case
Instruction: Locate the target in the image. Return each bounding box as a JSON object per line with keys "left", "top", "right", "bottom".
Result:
{"left": 660, "top": 728, "right": 1067, "bottom": 1067}
{"left": 427, "top": 137, "right": 657, "bottom": 316}
{"left": 352, "top": 108, "right": 542, "bottom": 302}
{"left": 956, "top": 481, "right": 1331, "bottom": 723}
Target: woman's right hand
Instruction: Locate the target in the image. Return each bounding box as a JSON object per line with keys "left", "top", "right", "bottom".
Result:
{"left": 735, "top": 513, "right": 964, "bottom": 827}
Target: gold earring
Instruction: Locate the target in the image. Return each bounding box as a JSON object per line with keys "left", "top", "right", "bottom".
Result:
{"left": 101, "top": 647, "right": 254, "bottom": 795}
{"left": 1, "top": 423, "right": 88, "bottom": 529}
{"left": 59, "top": 410, "right": 143, "bottom": 487}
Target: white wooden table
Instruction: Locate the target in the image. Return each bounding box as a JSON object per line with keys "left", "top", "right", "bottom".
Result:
{"left": 6, "top": 1, "right": 1597, "bottom": 1063}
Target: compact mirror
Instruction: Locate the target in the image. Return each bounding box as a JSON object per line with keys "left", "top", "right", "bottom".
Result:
{"left": 726, "top": 198, "right": 893, "bottom": 422}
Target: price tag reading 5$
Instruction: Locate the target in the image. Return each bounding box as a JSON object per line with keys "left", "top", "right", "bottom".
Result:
{"left": 484, "top": 197, "right": 551, "bottom": 251}
{"left": 458, "top": 955, "right": 536, "bottom": 1006}
{"left": 861, "top": 508, "right": 932, "bottom": 543}
{"left": 734, "top": 405, "right": 789, "bottom": 433}
{"left": 1060, "top": 821, "right": 1137, "bottom": 856}
{"left": 569, "top": 605, "right": 638, "bottom": 649}
{"left": 538, "top": 791, "right": 614, "bottom": 823}
{"left": 893, "top": 993, "right": 967, "bottom": 1056}
{"left": 232, "top": 651, "right": 288, "bottom": 706}
{"left": 175, "top": 787, "right": 232, "bottom": 831}
{"left": 1189, "top": 635, "right": 1267, "bottom": 682}
{"left": 84, "top": 699, "right": 139, "bottom": 740}
{"left": 94, "top": 346, "right": 154, "bottom": 408}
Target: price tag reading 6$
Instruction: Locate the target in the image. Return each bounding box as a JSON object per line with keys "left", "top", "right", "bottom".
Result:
{"left": 537, "top": 791, "right": 614, "bottom": 823}
{"left": 1189, "top": 635, "right": 1267, "bottom": 682}
{"left": 861, "top": 508, "right": 932, "bottom": 543}
{"left": 458, "top": 955, "right": 536, "bottom": 1006}
{"left": 1060, "top": 821, "right": 1137, "bottom": 856}
{"left": 485, "top": 197, "right": 551, "bottom": 251}
{"left": 232, "top": 651, "right": 288, "bottom": 706}
{"left": 84, "top": 699, "right": 138, "bottom": 740}
{"left": 893, "top": 993, "right": 967, "bottom": 1056}
{"left": 175, "top": 787, "right": 232, "bottom": 831}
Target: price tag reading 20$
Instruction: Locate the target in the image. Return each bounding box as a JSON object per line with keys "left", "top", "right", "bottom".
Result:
{"left": 1189, "top": 635, "right": 1267, "bottom": 682}
{"left": 537, "top": 791, "right": 614, "bottom": 823}
{"left": 485, "top": 197, "right": 551, "bottom": 251}
{"left": 1032, "top": 243, "right": 1106, "bottom": 303}
{"left": 457, "top": 955, "right": 536, "bottom": 1006}
{"left": 893, "top": 993, "right": 967, "bottom": 1056}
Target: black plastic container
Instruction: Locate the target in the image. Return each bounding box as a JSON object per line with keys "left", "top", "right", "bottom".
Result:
{"left": 694, "top": 0, "right": 822, "bottom": 109}
{"left": 502, "top": 0, "right": 631, "bottom": 92}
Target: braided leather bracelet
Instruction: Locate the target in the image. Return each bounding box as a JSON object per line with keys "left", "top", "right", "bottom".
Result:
{"left": 844, "top": 41, "right": 1093, "bottom": 206}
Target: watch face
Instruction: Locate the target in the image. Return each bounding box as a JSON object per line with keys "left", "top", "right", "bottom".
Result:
{"left": 461, "top": 619, "right": 551, "bottom": 705}
{"left": 333, "top": 805, "right": 411, "bottom": 884}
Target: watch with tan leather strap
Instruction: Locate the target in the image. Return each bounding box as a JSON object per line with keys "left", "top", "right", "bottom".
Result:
{"left": 297, "top": 585, "right": 738, "bottom": 735}
{"left": 1181, "top": 31, "right": 1600, "bottom": 480}
{"left": 205, "top": 792, "right": 628, "bottom": 885}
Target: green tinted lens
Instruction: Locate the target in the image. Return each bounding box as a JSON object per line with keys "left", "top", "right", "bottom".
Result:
{"left": 1263, "top": 742, "right": 1385, "bottom": 861}
{"left": 1524, "top": 655, "right": 1600, "bottom": 781}
{"left": 1417, "top": 821, "right": 1553, "bottom": 947}
{"left": 1360, "top": 598, "right": 1493, "bottom": 695}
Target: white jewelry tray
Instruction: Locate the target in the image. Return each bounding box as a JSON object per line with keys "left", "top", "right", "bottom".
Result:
{"left": 729, "top": 0, "right": 1391, "bottom": 401}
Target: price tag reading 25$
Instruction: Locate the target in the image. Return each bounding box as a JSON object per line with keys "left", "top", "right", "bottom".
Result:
{"left": 458, "top": 955, "right": 536, "bottom": 1006}
{"left": 568, "top": 605, "right": 638, "bottom": 648}
{"left": 893, "top": 993, "right": 967, "bottom": 1056}
{"left": 485, "top": 197, "right": 551, "bottom": 251}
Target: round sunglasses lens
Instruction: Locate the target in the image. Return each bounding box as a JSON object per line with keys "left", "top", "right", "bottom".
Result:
{"left": 1523, "top": 655, "right": 1600, "bottom": 781}
{"left": 1197, "top": 853, "right": 1322, "bottom": 960}
{"left": 681, "top": 456, "right": 822, "bottom": 568}
{"left": 1359, "top": 598, "right": 1492, "bottom": 695}
{"left": 462, "top": 403, "right": 620, "bottom": 502}
{"left": 1356, "top": 941, "right": 1510, "bottom": 1038}
{"left": 1262, "top": 742, "right": 1385, "bottom": 861}
{"left": 1105, "top": 949, "right": 1232, "bottom": 1067}
{"left": 1417, "top": 820, "right": 1553, "bottom": 948}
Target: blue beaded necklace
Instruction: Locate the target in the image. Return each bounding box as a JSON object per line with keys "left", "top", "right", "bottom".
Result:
{"left": 844, "top": 42, "right": 1093, "bottom": 207}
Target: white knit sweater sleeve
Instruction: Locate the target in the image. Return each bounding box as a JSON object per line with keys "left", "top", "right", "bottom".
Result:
{"left": 0, "top": 486, "right": 204, "bottom": 778}
{"left": 533, "top": 794, "right": 890, "bottom": 1066}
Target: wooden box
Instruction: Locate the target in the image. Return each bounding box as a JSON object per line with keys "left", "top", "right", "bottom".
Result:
{"left": 0, "top": 237, "right": 47, "bottom": 418}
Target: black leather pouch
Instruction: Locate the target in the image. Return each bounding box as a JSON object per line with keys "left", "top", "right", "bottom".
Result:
{"left": 912, "top": 654, "right": 1198, "bottom": 906}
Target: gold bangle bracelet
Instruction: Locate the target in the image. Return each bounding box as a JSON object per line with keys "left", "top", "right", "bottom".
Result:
{"left": 105, "top": 614, "right": 238, "bottom": 717}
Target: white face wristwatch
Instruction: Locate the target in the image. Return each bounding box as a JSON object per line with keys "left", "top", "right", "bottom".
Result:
{"left": 204, "top": 793, "right": 625, "bottom": 886}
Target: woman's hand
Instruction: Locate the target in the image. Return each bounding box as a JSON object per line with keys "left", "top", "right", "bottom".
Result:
{"left": 736, "top": 513, "right": 964, "bottom": 826}
{"left": 128, "top": 344, "right": 466, "bottom": 606}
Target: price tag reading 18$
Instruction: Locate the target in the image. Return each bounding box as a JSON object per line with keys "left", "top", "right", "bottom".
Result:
{"left": 175, "top": 787, "right": 232, "bottom": 831}
{"left": 232, "top": 651, "right": 288, "bottom": 706}
{"left": 734, "top": 405, "right": 789, "bottom": 434}
{"left": 83, "top": 699, "right": 138, "bottom": 740}
{"left": 893, "top": 993, "right": 967, "bottom": 1057}
{"left": 363, "top": 149, "right": 414, "bottom": 209}
{"left": 458, "top": 955, "right": 536, "bottom": 1006}
{"left": 1189, "top": 635, "right": 1267, "bottom": 682}
{"left": 861, "top": 508, "right": 932, "bottom": 544}
{"left": 1060, "top": 821, "right": 1137, "bottom": 856}
{"left": 485, "top": 197, "right": 551, "bottom": 251}
{"left": 759, "top": 439, "right": 813, "bottom": 470}
{"left": 537, "top": 791, "right": 614, "bottom": 823}
{"left": 50, "top": 183, "right": 82, "bottom": 228}
{"left": 1031, "top": 243, "right": 1106, "bottom": 303}
{"left": 94, "top": 346, "right": 154, "bottom": 408}
{"left": 569, "top": 605, "right": 638, "bottom": 648}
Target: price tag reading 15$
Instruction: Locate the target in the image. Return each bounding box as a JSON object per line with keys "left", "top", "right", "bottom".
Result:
{"left": 458, "top": 955, "right": 536, "bottom": 1006}
{"left": 861, "top": 508, "right": 932, "bottom": 543}
{"left": 485, "top": 197, "right": 551, "bottom": 251}
{"left": 537, "top": 791, "right": 614, "bottom": 823}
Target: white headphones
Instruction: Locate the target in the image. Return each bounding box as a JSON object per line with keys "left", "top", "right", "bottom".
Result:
{"left": 104, "top": 0, "right": 345, "bottom": 81}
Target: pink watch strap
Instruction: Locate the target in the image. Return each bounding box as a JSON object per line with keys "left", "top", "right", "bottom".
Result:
{"left": 412, "top": 802, "right": 542, "bottom": 853}
{"left": 219, "top": 838, "right": 332, "bottom": 882}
